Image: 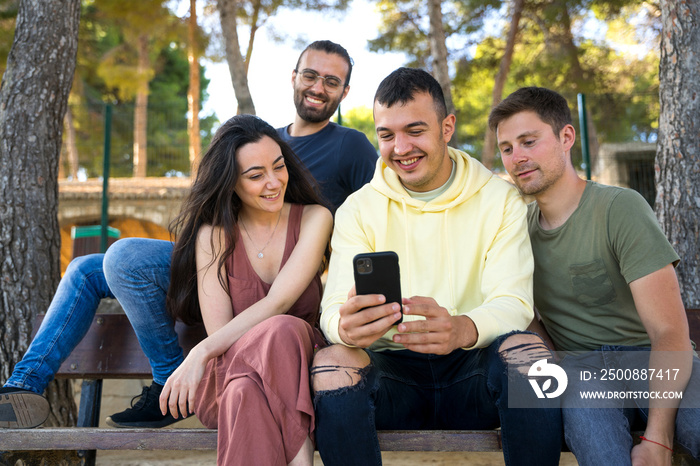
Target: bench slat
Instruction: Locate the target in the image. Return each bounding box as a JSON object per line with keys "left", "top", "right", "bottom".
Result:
{"left": 0, "top": 429, "right": 498, "bottom": 452}
{"left": 1, "top": 429, "right": 697, "bottom": 465}
{"left": 688, "top": 309, "right": 700, "bottom": 345}
{"left": 0, "top": 428, "right": 217, "bottom": 450}
{"left": 378, "top": 430, "right": 502, "bottom": 451}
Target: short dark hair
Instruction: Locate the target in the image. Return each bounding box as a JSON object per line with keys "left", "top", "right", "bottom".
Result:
{"left": 296, "top": 40, "right": 354, "bottom": 86}
{"left": 374, "top": 67, "right": 447, "bottom": 121}
{"left": 488, "top": 87, "right": 573, "bottom": 137}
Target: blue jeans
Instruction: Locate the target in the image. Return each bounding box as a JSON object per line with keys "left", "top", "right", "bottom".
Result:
{"left": 313, "top": 334, "right": 563, "bottom": 466}
{"left": 4, "top": 238, "right": 182, "bottom": 393}
{"left": 103, "top": 238, "right": 182, "bottom": 385}
{"left": 561, "top": 346, "right": 700, "bottom": 465}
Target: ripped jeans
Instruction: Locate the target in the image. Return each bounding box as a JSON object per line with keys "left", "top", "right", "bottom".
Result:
{"left": 311, "top": 332, "right": 563, "bottom": 466}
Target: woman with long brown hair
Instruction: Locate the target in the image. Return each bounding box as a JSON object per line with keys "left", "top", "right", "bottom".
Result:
{"left": 160, "top": 114, "right": 332, "bottom": 465}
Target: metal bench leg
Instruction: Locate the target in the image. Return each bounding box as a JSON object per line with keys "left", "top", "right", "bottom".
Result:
{"left": 77, "top": 379, "right": 103, "bottom": 466}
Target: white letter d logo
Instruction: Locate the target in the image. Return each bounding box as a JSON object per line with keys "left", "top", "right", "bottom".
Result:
{"left": 528, "top": 359, "right": 568, "bottom": 399}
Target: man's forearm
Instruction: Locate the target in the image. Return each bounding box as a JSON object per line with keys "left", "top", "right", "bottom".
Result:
{"left": 643, "top": 344, "right": 693, "bottom": 447}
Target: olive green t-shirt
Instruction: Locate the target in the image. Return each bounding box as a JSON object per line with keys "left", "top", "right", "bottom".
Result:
{"left": 528, "top": 181, "right": 679, "bottom": 352}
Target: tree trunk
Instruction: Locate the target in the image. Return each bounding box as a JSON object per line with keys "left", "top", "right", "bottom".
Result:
{"left": 218, "top": 0, "right": 256, "bottom": 115}
{"left": 62, "top": 106, "right": 80, "bottom": 179}
{"left": 0, "top": 0, "right": 81, "bottom": 431}
{"left": 244, "top": 0, "right": 262, "bottom": 76}
{"left": 427, "top": 0, "right": 454, "bottom": 119}
{"left": 133, "top": 34, "right": 150, "bottom": 178}
{"left": 187, "top": 0, "right": 201, "bottom": 176}
{"left": 656, "top": 0, "right": 700, "bottom": 308}
{"left": 482, "top": 0, "right": 524, "bottom": 168}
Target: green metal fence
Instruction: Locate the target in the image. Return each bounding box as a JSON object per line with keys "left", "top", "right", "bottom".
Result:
{"left": 60, "top": 100, "right": 217, "bottom": 179}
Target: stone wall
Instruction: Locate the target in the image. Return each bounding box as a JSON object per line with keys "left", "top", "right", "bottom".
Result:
{"left": 595, "top": 142, "right": 656, "bottom": 206}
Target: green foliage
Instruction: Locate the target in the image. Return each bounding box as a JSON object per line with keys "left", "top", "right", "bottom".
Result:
{"left": 368, "top": 0, "right": 502, "bottom": 69}
{"left": 93, "top": 0, "right": 185, "bottom": 100}
{"left": 3, "top": 0, "right": 665, "bottom": 180}
{"left": 369, "top": 0, "right": 430, "bottom": 68}
{"left": 63, "top": 1, "right": 215, "bottom": 178}
{"left": 338, "top": 106, "right": 378, "bottom": 150}
{"left": 238, "top": 0, "right": 350, "bottom": 24}
{"left": 234, "top": 0, "right": 350, "bottom": 58}
{"left": 0, "top": 0, "right": 16, "bottom": 75}
{"left": 590, "top": 0, "right": 646, "bottom": 19}
{"left": 580, "top": 49, "right": 659, "bottom": 144}
{"left": 146, "top": 44, "right": 216, "bottom": 177}
{"left": 452, "top": 42, "right": 501, "bottom": 156}
{"left": 370, "top": 0, "right": 661, "bottom": 172}
{"left": 454, "top": 3, "right": 658, "bottom": 163}
{"left": 71, "top": 47, "right": 215, "bottom": 178}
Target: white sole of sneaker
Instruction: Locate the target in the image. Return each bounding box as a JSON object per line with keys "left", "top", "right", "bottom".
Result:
{"left": 0, "top": 391, "right": 50, "bottom": 428}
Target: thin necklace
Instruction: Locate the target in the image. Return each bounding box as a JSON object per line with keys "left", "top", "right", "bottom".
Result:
{"left": 239, "top": 210, "right": 282, "bottom": 259}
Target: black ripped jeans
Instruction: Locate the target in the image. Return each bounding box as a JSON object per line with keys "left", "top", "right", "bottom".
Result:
{"left": 312, "top": 331, "right": 563, "bottom": 466}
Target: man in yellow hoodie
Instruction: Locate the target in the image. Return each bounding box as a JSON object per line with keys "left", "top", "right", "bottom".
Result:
{"left": 311, "top": 68, "right": 563, "bottom": 466}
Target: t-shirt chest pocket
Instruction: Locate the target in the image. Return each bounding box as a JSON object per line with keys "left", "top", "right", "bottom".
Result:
{"left": 569, "top": 259, "right": 616, "bottom": 307}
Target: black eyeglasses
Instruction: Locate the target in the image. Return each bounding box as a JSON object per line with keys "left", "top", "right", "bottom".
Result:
{"left": 295, "top": 69, "right": 345, "bottom": 93}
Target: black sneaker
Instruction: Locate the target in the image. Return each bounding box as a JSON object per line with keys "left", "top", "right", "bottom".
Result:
{"left": 106, "top": 383, "right": 181, "bottom": 428}
{"left": 0, "top": 386, "right": 50, "bottom": 429}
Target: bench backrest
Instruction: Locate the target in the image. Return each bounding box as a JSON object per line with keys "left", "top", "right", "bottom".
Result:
{"left": 34, "top": 309, "right": 700, "bottom": 380}
{"left": 32, "top": 313, "right": 206, "bottom": 379}
{"left": 689, "top": 309, "right": 700, "bottom": 344}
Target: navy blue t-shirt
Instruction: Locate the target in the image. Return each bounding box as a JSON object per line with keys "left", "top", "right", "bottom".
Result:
{"left": 277, "top": 122, "right": 377, "bottom": 212}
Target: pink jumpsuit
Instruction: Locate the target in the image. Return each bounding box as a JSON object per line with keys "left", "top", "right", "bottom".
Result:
{"left": 194, "top": 204, "right": 326, "bottom": 465}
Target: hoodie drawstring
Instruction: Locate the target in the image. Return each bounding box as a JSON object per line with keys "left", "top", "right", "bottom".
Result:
{"left": 444, "top": 208, "right": 456, "bottom": 312}
{"left": 401, "top": 198, "right": 411, "bottom": 296}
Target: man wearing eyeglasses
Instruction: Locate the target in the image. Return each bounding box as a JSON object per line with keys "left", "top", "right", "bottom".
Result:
{"left": 277, "top": 40, "right": 378, "bottom": 213}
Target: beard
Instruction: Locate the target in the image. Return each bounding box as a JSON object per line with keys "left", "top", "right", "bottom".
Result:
{"left": 293, "top": 88, "right": 342, "bottom": 124}
{"left": 512, "top": 160, "right": 565, "bottom": 196}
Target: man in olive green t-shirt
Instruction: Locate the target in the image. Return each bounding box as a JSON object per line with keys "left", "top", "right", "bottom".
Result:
{"left": 489, "top": 87, "right": 699, "bottom": 465}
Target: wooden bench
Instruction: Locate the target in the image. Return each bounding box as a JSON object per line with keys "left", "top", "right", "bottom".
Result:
{"left": 1, "top": 310, "right": 699, "bottom": 465}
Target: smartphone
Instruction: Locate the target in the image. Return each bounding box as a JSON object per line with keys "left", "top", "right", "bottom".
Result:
{"left": 353, "top": 251, "right": 403, "bottom": 323}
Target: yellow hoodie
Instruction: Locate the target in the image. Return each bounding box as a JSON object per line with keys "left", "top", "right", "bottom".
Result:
{"left": 320, "top": 147, "right": 534, "bottom": 351}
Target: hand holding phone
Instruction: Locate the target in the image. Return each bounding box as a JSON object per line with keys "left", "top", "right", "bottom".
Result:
{"left": 353, "top": 251, "right": 403, "bottom": 324}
